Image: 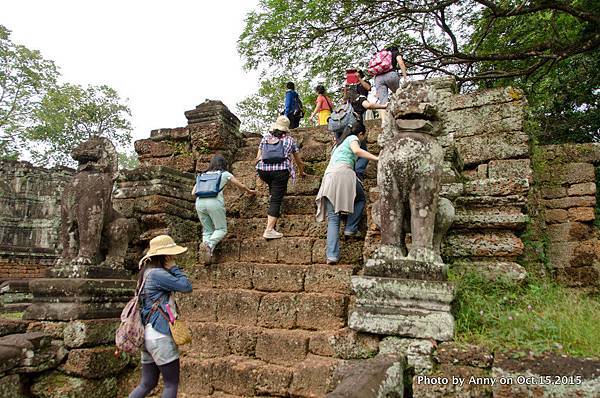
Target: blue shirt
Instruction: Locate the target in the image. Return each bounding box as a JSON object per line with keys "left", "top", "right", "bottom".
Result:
{"left": 284, "top": 90, "right": 298, "bottom": 116}
{"left": 140, "top": 266, "right": 192, "bottom": 336}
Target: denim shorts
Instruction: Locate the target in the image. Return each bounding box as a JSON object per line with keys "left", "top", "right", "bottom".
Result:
{"left": 141, "top": 337, "right": 180, "bottom": 366}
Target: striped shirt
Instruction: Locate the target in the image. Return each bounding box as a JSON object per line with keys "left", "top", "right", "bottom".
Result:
{"left": 256, "top": 134, "right": 299, "bottom": 172}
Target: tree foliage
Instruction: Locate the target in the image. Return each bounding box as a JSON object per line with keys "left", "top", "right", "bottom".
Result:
{"left": 236, "top": 75, "right": 324, "bottom": 133}
{"left": 0, "top": 24, "right": 134, "bottom": 166}
{"left": 26, "top": 84, "right": 132, "bottom": 166}
{"left": 238, "top": 0, "right": 599, "bottom": 141}
{"left": 0, "top": 25, "right": 58, "bottom": 158}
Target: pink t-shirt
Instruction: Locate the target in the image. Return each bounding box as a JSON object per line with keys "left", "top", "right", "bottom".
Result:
{"left": 316, "top": 94, "right": 333, "bottom": 112}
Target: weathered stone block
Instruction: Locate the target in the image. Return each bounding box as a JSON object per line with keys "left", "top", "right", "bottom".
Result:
{"left": 349, "top": 307, "right": 455, "bottom": 341}
{"left": 239, "top": 239, "right": 278, "bottom": 263}
{"left": 304, "top": 264, "right": 353, "bottom": 295}
{"left": 255, "top": 329, "right": 309, "bottom": 365}
{"left": 352, "top": 276, "right": 454, "bottom": 311}
{"left": 188, "top": 322, "right": 230, "bottom": 358}
{"left": 463, "top": 178, "right": 529, "bottom": 197}
{"left": 487, "top": 159, "right": 532, "bottom": 182}
{"left": 252, "top": 263, "right": 306, "bottom": 292}
{"left": 296, "top": 293, "right": 347, "bottom": 330}
{"left": 276, "top": 237, "right": 315, "bottom": 265}
{"left": 309, "top": 328, "right": 379, "bottom": 359}
{"left": 140, "top": 154, "right": 195, "bottom": 173}
{"left": 135, "top": 138, "right": 186, "bottom": 158}
{"left": 212, "top": 262, "right": 254, "bottom": 290}
{"left": 301, "top": 143, "right": 330, "bottom": 162}
{"left": 0, "top": 345, "right": 23, "bottom": 373}
{"left": 328, "top": 354, "right": 405, "bottom": 398}
{"left": 31, "top": 373, "right": 117, "bottom": 398}
{"left": 227, "top": 325, "right": 260, "bottom": 356}
{"left": 257, "top": 293, "right": 299, "bottom": 329}
{"left": 178, "top": 288, "right": 218, "bottom": 322}
{"left": 61, "top": 347, "right": 129, "bottom": 378}
{"left": 0, "top": 319, "right": 29, "bottom": 337}
{"left": 451, "top": 260, "right": 527, "bottom": 283}
{"left": 541, "top": 185, "right": 568, "bottom": 199}
{"left": 456, "top": 131, "right": 529, "bottom": 165}
{"left": 149, "top": 126, "right": 190, "bottom": 141}
{"left": 443, "top": 231, "right": 524, "bottom": 258}
{"left": 544, "top": 195, "right": 596, "bottom": 209}
{"left": 546, "top": 222, "right": 592, "bottom": 242}
{"left": 453, "top": 208, "right": 528, "bottom": 230}
{"left": 211, "top": 357, "right": 258, "bottom": 396}
{"left": 540, "top": 162, "right": 595, "bottom": 185}
{"left": 545, "top": 208, "right": 569, "bottom": 224}
{"left": 212, "top": 239, "right": 240, "bottom": 263}
{"left": 179, "top": 357, "right": 213, "bottom": 396}
{"left": 312, "top": 239, "right": 364, "bottom": 265}
{"left": 568, "top": 182, "right": 596, "bottom": 196}
{"left": 216, "top": 290, "right": 263, "bottom": 326}
{"left": 568, "top": 207, "right": 595, "bottom": 222}
{"left": 255, "top": 363, "right": 293, "bottom": 396}
{"left": 289, "top": 355, "right": 339, "bottom": 397}
{"left": 63, "top": 319, "right": 119, "bottom": 348}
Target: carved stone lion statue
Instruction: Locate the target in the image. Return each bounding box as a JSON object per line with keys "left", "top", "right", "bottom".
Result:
{"left": 58, "top": 136, "right": 133, "bottom": 269}
{"left": 375, "top": 81, "right": 454, "bottom": 264}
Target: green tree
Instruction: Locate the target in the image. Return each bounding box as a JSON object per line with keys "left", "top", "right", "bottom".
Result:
{"left": 238, "top": 1, "right": 599, "bottom": 140}
{"left": 26, "top": 83, "right": 133, "bottom": 166}
{"left": 0, "top": 25, "right": 59, "bottom": 158}
{"left": 236, "top": 76, "right": 321, "bottom": 133}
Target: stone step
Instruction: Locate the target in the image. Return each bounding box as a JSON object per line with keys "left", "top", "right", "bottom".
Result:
{"left": 181, "top": 322, "right": 378, "bottom": 364}
{"left": 211, "top": 237, "right": 363, "bottom": 266}
{"left": 452, "top": 209, "right": 528, "bottom": 230}
{"left": 442, "top": 230, "right": 524, "bottom": 258}
{"left": 227, "top": 215, "right": 327, "bottom": 239}
{"left": 180, "top": 354, "right": 341, "bottom": 398}
{"left": 191, "top": 262, "right": 353, "bottom": 295}
{"left": 179, "top": 288, "right": 348, "bottom": 331}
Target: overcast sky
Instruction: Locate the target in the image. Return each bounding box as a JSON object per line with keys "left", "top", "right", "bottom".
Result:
{"left": 3, "top": 0, "right": 259, "bottom": 146}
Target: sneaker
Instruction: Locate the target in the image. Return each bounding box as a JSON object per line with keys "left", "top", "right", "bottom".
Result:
{"left": 201, "top": 243, "right": 212, "bottom": 265}
{"left": 263, "top": 229, "right": 283, "bottom": 239}
{"left": 344, "top": 230, "right": 362, "bottom": 238}
{"left": 326, "top": 258, "right": 339, "bottom": 265}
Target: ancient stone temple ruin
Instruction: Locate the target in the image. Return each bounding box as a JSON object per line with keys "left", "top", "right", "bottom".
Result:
{"left": 0, "top": 79, "right": 599, "bottom": 397}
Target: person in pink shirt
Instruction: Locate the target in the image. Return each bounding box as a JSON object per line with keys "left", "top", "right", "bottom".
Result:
{"left": 309, "top": 85, "right": 334, "bottom": 126}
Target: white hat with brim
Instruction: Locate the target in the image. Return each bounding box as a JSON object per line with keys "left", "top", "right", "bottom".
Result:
{"left": 138, "top": 234, "right": 188, "bottom": 268}
{"left": 270, "top": 115, "right": 291, "bottom": 133}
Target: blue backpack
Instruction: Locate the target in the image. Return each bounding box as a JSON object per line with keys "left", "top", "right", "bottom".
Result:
{"left": 261, "top": 138, "right": 286, "bottom": 164}
{"left": 195, "top": 171, "right": 224, "bottom": 198}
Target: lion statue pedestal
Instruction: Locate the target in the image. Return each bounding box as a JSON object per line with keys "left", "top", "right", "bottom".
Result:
{"left": 348, "top": 80, "right": 456, "bottom": 341}
{"left": 24, "top": 136, "right": 136, "bottom": 320}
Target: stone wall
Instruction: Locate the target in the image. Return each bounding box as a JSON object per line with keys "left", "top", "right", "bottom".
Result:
{"left": 0, "top": 161, "right": 73, "bottom": 281}
{"left": 0, "top": 318, "right": 139, "bottom": 397}
{"left": 536, "top": 143, "right": 600, "bottom": 287}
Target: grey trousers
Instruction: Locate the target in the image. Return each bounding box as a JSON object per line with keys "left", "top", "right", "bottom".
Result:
{"left": 374, "top": 70, "right": 400, "bottom": 104}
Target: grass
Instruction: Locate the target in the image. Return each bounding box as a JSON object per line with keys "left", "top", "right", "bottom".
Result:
{"left": 451, "top": 271, "right": 600, "bottom": 358}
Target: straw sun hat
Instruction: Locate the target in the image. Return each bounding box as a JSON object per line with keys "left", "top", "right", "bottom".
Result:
{"left": 138, "top": 235, "right": 188, "bottom": 268}
{"left": 270, "top": 115, "right": 290, "bottom": 133}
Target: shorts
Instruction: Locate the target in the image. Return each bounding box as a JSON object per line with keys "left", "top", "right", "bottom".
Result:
{"left": 141, "top": 336, "right": 180, "bottom": 366}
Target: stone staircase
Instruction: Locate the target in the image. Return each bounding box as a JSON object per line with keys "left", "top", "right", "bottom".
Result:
{"left": 174, "top": 132, "right": 377, "bottom": 397}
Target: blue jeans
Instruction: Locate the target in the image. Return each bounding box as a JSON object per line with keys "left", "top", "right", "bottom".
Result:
{"left": 355, "top": 140, "right": 369, "bottom": 179}
{"left": 325, "top": 183, "right": 366, "bottom": 261}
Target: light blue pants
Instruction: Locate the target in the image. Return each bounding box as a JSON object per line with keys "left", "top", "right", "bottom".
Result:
{"left": 374, "top": 70, "right": 400, "bottom": 104}
{"left": 195, "top": 198, "right": 227, "bottom": 249}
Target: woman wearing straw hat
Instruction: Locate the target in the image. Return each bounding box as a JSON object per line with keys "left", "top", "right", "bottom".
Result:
{"left": 256, "top": 115, "right": 306, "bottom": 239}
{"left": 129, "top": 235, "right": 192, "bottom": 398}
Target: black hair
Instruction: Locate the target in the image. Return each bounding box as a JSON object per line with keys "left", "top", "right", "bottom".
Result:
{"left": 206, "top": 154, "right": 228, "bottom": 172}
{"left": 358, "top": 70, "right": 365, "bottom": 78}
{"left": 271, "top": 129, "right": 286, "bottom": 138}
{"left": 316, "top": 84, "right": 326, "bottom": 95}
{"left": 385, "top": 45, "right": 399, "bottom": 52}
{"left": 336, "top": 122, "right": 366, "bottom": 146}
{"left": 286, "top": 82, "right": 295, "bottom": 90}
